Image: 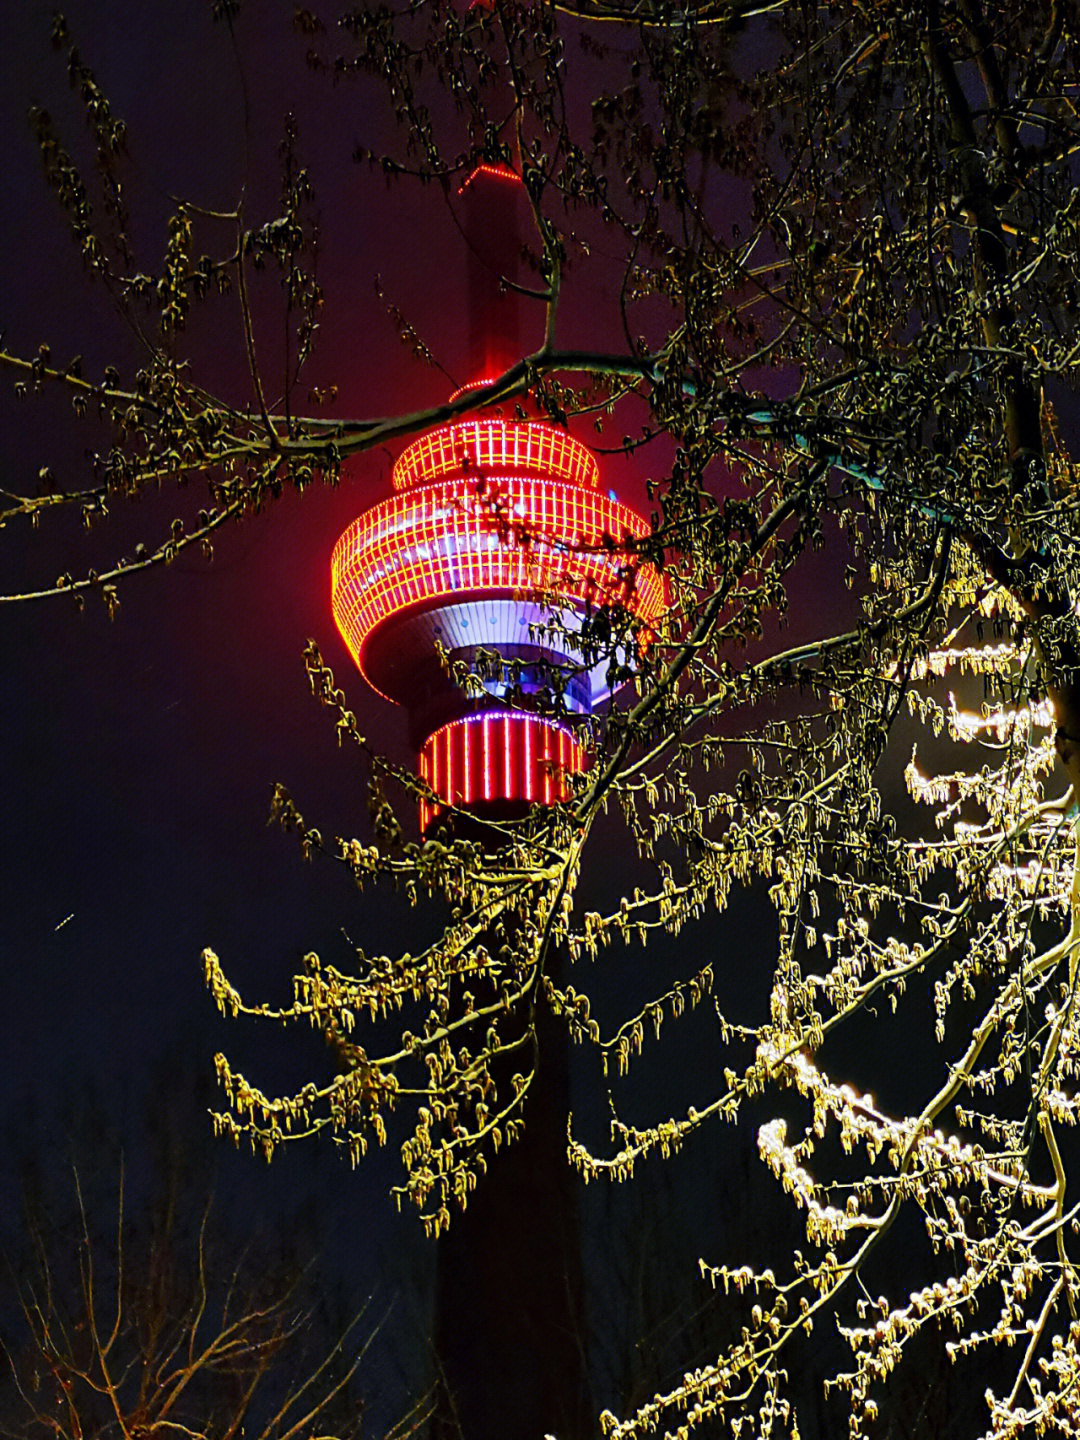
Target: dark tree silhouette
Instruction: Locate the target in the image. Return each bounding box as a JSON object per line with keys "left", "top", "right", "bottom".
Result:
{"left": 0, "top": 1148, "right": 395, "bottom": 1440}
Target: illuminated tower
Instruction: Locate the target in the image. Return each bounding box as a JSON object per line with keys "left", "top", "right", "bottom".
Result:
{"left": 332, "top": 91, "right": 661, "bottom": 827}
{"left": 331, "top": 415, "right": 663, "bottom": 829}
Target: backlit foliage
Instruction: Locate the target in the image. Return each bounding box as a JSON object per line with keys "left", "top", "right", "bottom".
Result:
{"left": 9, "top": 1, "right": 1080, "bottom": 1434}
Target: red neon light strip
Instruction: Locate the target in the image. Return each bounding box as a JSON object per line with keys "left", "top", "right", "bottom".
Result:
{"left": 457, "top": 162, "right": 523, "bottom": 195}
{"left": 447, "top": 378, "right": 500, "bottom": 404}
{"left": 462, "top": 720, "right": 472, "bottom": 806}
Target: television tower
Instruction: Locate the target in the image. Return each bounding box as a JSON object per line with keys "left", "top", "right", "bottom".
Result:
{"left": 330, "top": 143, "right": 661, "bottom": 1440}
{"left": 330, "top": 195, "right": 662, "bottom": 830}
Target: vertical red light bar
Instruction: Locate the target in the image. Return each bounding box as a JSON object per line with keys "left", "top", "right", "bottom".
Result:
{"left": 483, "top": 715, "right": 493, "bottom": 801}
{"left": 430, "top": 730, "right": 440, "bottom": 835}
{"left": 442, "top": 726, "right": 451, "bottom": 810}
{"left": 524, "top": 716, "right": 534, "bottom": 802}
{"left": 418, "top": 746, "right": 430, "bottom": 833}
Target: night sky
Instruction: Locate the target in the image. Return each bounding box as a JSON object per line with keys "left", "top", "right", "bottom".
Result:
{"left": 0, "top": 5, "right": 888, "bottom": 1435}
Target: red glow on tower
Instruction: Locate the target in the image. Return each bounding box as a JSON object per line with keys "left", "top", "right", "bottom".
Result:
{"left": 331, "top": 164, "right": 662, "bottom": 830}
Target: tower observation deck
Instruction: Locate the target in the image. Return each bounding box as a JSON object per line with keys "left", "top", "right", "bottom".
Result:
{"left": 331, "top": 164, "right": 662, "bottom": 830}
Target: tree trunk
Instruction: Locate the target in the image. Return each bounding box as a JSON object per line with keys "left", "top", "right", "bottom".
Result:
{"left": 431, "top": 957, "right": 592, "bottom": 1440}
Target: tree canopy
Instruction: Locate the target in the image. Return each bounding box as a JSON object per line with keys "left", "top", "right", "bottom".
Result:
{"left": 7, "top": 1, "right": 1080, "bottom": 1435}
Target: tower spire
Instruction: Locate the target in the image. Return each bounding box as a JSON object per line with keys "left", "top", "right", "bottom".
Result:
{"left": 460, "top": 158, "right": 528, "bottom": 383}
